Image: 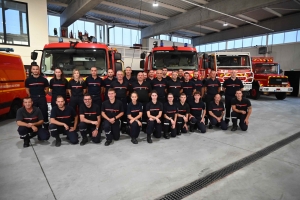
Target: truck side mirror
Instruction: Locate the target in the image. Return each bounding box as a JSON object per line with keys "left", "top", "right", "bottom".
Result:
{"left": 140, "top": 52, "right": 146, "bottom": 59}
{"left": 31, "top": 51, "right": 38, "bottom": 60}
{"left": 114, "top": 53, "right": 121, "bottom": 60}
{"left": 140, "top": 60, "right": 145, "bottom": 69}
{"left": 279, "top": 69, "right": 283, "bottom": 74}
{"left": 115, "top": 62, "right": 122, "bottom": 72}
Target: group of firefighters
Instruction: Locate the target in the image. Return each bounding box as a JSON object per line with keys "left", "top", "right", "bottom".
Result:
{"left": 16, "top": 65, "right": 252, "bottom": 148}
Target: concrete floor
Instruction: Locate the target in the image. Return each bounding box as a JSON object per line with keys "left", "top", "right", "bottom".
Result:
{"left": 0, "top": 96, "right": 300, "bottom": 200}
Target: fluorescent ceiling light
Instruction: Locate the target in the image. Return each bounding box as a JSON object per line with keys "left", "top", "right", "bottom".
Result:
{"left": 153, "top": 0, "right": 158, "bottom": 6}
{"left": 223, "top": 22, "right": 228, "bottom": 26}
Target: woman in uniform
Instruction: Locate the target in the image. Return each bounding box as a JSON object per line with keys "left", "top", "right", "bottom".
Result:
{"left": 49, "top": 67, "right": 68, "bottom": 108}
{"left": 163, "top": 93, "right": 178, "bottom": 139}
{"left": 68, "top": 69, "right": 87, "bottom": 112}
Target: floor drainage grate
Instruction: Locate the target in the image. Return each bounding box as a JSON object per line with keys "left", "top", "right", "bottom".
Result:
{"left": 157, "top": 131, "right": 300, "bottom": 200}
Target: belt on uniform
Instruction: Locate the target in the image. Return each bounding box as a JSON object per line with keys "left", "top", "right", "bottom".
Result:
{"left": 31, "top": 95, "right": 45, "bottom": 97}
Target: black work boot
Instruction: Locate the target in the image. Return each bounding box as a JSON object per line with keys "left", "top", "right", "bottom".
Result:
{"left": 163, "top": 131, "right": 170, "bottom": 139}
{"left": 80, "top": 136, "right": 88, "bottom": 146}
{"left": 208, "top": 123, "right": 213, "bottom": 129}
{"left": 23, "top": 137, "right": 30, "bottom": 148}
{"left": 189, "top": 125, "right": 195, "bottom": 132}
{"left": 205, "top": 117, "right": 208, "bottom": 125}
{"left": 131, "top": 138, "right": 138, "bottom": 144}
{"left": 105, "top": 140, "right": 112, "bottom": 146}
{"left": 55, "top": 137, "right": 61, "bottom": 147}
{"left": 231, "top": 125, "right": 238, "bottom": 131}
{"left": 177, "top": 128, "right": 181, "bottom": 135}
{"left": 147, "top": 134, "right": 152, "bottom": 143}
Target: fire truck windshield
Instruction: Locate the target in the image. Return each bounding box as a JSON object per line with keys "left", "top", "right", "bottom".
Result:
{"left": 216, "top": 55, "right": 250, "bottom": 67}
{"left": 253, "top": 63, "right": 279, "bottom": 74}
{"left": 153, "top": 51, "right": 198, "bottom": 70}
{"left": 41, "top": 48, "right": 107, "bottom": 76}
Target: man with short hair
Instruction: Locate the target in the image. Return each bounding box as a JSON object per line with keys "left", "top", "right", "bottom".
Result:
{"left": 101, "top": 88, "right": 124, "bottom": 146}
{"left": 176, "top": 93, "right": 190, "bottom": 135}
{"left": 208, "top": 94, "right": 227, "bottom": 130}
{"left": 189, "top": 91, "right": 206, "bottom": 133}
{"left": 143, "top": 72, "right": 148, "bottom": 81}
{"left": 231, "top": 90, "right": 252, "bottom": 131}
{"left": 78, "top": 94, "right": 101, "bottom": 146}
{"left": 85, "top": 67, "right": 103, "bottom": 108}
{"left": 177, "top": 69, "right": 184, "bottom": 82}
{"left": 151, "top": 69, "right": 167, "bottom": 103}
{"left": 124, "top": 66, "right": 136, "bottom": 103}
{"left": 16, "top": 97, "right": 50, "bottom": 148}
{"left": 181, "top": 72, "right": 196, "bottom": 104}
{"left": 102, "top": 69, "right": 116, "bottom": 100}
{"left": 146, "top": 70, "right": 155, "bottom": 82}
{"left": 49, "top": 96, "right": 78, "bottom": 147}
{"left": 162, "top": 67, "right": 171, "bottom": 81}
{"left": 191, "top": 71, "right": 204, "bottom": 96}
{"left": 167, "top": 71, "right": 182, "bottom": 103}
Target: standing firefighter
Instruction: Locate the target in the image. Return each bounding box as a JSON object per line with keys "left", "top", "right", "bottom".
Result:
{"left": 85, "top": 67, "right": 103, "bottom": 108}
{"left": 49, "top": 67, "right": 69, "bottom": 108}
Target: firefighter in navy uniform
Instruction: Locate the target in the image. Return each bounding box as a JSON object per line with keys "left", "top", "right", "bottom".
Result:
{"left": 191, "top": 71, "right": 204, "bottom": 96}
{"left": 25, "top": 65, "right": 49, "bottom": 130}
{"left": 110, "top": 70, "right": 129, "bottom": 133}
{"left": 223, "top": 70, "right": 244, "bottom": 125}
{"left": 132, "top": 72, "right": 152, "bottom": 131}
{"left": 204, "top": 70, "right": 221, "bottom": 125}
{"left": 16, "top": 97, "right": 50, "bottom": 148}
{"left": 231, "top": 90, "right": 252, "bottom": 131}
{"left": 103, "top": 69, "right": 116, "bottom": 101}
{"left": 181, "top": 72, "right": 196, "bottom": 104}
{"left": 146, "top": 91, "right": 163, "bottom": 143}
{"left": 78, "top": 94, "right": 101, "bottom": 146}
{"left": 146, "top": 70, "right": 155, "bottom": 83}
{"left": 127, "top": 92, "right": 143, "bottom": 144}
{"left": 49, "top": 67, "right": 69, "bottom": 108}
{"left": 189, "top": 91, "right": 206, "bottom": 133}
{"left": 49, "top": 96, "right": 79, "bottom": 147}
{"left": 163, "top": 93, "right": 178, "bottom": 139}
{"left": 85, "top": 67, "right": 103, "bottom": 108}
{"left": 68, "top": 69, "right": 87, "bottom": 112}
{"left": 162, "top": 67, "right": 171, "bottom": 81}
{"left": 101, "top": 88, "right": 124, "bottom": 146}
{"left": 177, "top": 69, "right": 184, "bottom": 82}
{"left": 177, "top": 93, "right": 190, "bottom": 135}
{"left": 208, "top": 94, "right": 228, "bottom": 130}
{"left": 124, "top": 66, "right": 137, "bottom": 103}
{"left": 151, "top": 69, "right": 167, "bottom": 103}
{"left": 167, "top": 71, "right": 182, "bottom": 103}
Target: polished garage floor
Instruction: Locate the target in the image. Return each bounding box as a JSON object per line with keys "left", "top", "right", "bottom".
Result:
{"left": 0, "top": 96, "right": 300, "bottom": 200}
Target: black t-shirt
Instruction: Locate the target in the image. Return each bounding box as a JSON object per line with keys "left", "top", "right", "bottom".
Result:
{"left": 177, "top": 76, "right": 184, "bottom": 82}
{"left": 146, "top": 77, "right": 154, "bottom": 84}
{"left": 123, "top": 76, "right": 136, "bottom": 86}
{"left": 131, "top": 81, "right": 152, "bottom": 103}
{"left": 163, "top": 76, "right": 171, "bottom": 82}
{"left": 231, "top": 97, "right": 251, "bottom": 112}
{"left": 25, "top": 75, "right": 49, "bottom": 96}
{"left": 181, "top": 80, "right": 195, "bottom": 96}
{"left": 110, "top": 80, "right": 129, "bottom": 99}
{"left": 208, "top": 101, "right": 225, "bottom": 117}
{"left": 68, "top": 79, "right": 87, "bottom": 96}
{"left": 189, "top": 101, "right": 206, "bottom": 119}
{"left": 191, "top": 79, "right": 204, "bottom": 93}
{"left": 167, "top": 79, "right": 182, "bottom": 98}
{"left": 146, "top": 101, "right": 163, "bottom": 116}
{"left": 50, "top": 105, "right": 76, "bottom": 126}
{"left": 205, "top": 78, "right": 221, "bottom": 96}
{"left": 101, "top": 99, "right": 124, "bottom": 118}
{"left": 163, "top": 102, "right": 177, "bottom": 119}
{"left": 151, "top": 78, "right": 167, "bottom": 97}
{"left": 79, "top": 103, "right": 100, "bottom": 121}
{"left": 127, "top": 102, "right": 143, "bottom": 118}
{"left": 223, "top": 78, "right": 244, "bottom": 96}
{"left": 50, "top": 78, "right": 68, "bottom": 96}
{"left": 178, "top": 102, "right": 190, "bottom": 116}
{"left": 85, "top": 75, "right": 103, "bottom": 95}
{"left": 102, "top": 77, "right": 116, "bottom": 98}
{"left": 16, "top": 106, "right": 43, "bottom": 125}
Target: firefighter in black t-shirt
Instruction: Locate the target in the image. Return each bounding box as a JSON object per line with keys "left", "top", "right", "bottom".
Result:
{"left": 25, "top": 65, "right": 49, "bottom": 130}
{"left": 231, "top": 90, "right": 252, "bottom": 131}
{"left": 101, "top": 88, "right": 124, "bottom": 146}
{"left": 167, "top": 71, "right": 182, "bottom": 103}
{"left": 163, "top": 93, "right": 178, "bottom": 139}
{"left": 49, "top": 68, "right": 69, "bottom": 108}
{"left": 191, "top": 71, "right": 204, "bottom": 96}
{"left": 85, "top": 67, "right": 103, "bottom": 108}
{"left": 177, "top": 93, "right": 190, "bottom": 135}
{"left": 177, "top": 69, "right": 184, "bottom": 82}
{"left": 16, "top": 97, "right": 50, "bottom": 148}
{"left": 102, "top": 69, "right": 116, "bottom": 101}
{"left": 181, "top": 72, "right": 196, "bottom": 104}
{"left": 146, "top": 91, "right": 163, "bottom": 143}
{"left": 68, "top": 69, "right": 87, "bottom": 112}
{"left": 146, "top": 70, "right": 155, "bottom": 83}
{"left": 49, "top": 96, "right": 78, "bottom": 147}
{"left": 162, "top": 67, "right": 171, "bottom": 82}
{"left": 208, "top": 94, "right": 228, "bottom": 130}
{"left": 124, "top": 66, "right": 137, "bottom": 103}
{"left": 151, "top": 69, "right": 167, "bottom": 103}
{"left": 78, "top": 94, "right": 101, "bottom": 146}
{"left": 223, "top": 71, "right": 244, "bottom": 124}
{"left": 127, "top": 92, "right": 143, "bottom": 144}
{"left": 189, "top": 91, "right": 206, "bottom": 133}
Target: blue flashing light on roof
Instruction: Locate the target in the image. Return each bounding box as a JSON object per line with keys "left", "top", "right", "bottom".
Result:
{"left": 160, "top": 40, "right": 164, "bottom": 47}
{"left": 184, "top": 43, "right": 188, "bottom": 47}
{"left": 59, "top": 37, "right": 63, "bottom": 43}
{"left": 92, "top": 37, "right": 97, "bottom": 43}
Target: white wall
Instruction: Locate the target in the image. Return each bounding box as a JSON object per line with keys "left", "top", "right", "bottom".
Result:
{"left": 7, "top": 0, "right": 48, "bottom": 65}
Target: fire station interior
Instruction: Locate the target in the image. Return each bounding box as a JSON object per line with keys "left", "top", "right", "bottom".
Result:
{"left": 1, "top": 0, "right": 300, "bottom": 199}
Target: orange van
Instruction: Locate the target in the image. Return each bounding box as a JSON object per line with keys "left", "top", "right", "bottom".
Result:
{"left": 0, "top": 49, "right": 27, "bottom": 117}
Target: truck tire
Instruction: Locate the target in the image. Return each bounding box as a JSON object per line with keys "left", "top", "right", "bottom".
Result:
{"left": 275, "top": 92, "right": 286, "bottom": 100}
{"left": 8, "top": 99, "right": 22, "bottom": 118}
{"left": 250, "top": 86, "right": 260, "bottom": 100}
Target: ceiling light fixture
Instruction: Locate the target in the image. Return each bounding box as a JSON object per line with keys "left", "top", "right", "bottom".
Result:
{"left": 223, "top": 22, "right": 228, "bottom": 26}
{"left": 153, "top": 0, "right": 158, "bottom": 7}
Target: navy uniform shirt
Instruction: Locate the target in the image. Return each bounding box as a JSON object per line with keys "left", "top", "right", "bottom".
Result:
{"left": 163, "top": 76, "right": 171, "bottom": 82}
{"left": 177, "top": 76, "right": 184, "bottom": 82}
{"left": 131, "top": 81, "right": 152, "bottom": 103}
{"left": 68, "top": 79, "right": 87, "bottom": 96}
{"left": 146, "top": 77, "right": 154, "bottom": 84}
{"left": 231, "top": 97, "right": 251, "bottom": 112}
{"left": 191, "top": 78, "right": 204, "bottom": 93}
{"left": 178, "top": 102, "right": 190, "bottom": 116}
{"left": 208, "top": 101, "right": 225, "bottom": 117}
{"left": 85, "top": 75, "right": 103, "bottom": 96}
{"left": 167, "top": 79, "right": 182, "bottom": 98}
{"left": 103, "top": 77, "right": 116, "bottom": 99}
{"left": 50, "top": 78, "right": 68, "bottom": 96}
{"left": 79, "top": 103, "right": 100, "bottom": 121}
{"left": 181, "top": 80, "right": 195, "bottom": 96}
{"left": 50, "top": 105, "right": 76, "bottom": 126}
{"left": 151, "top": 78, "right": 167, "bottom": 98}
{"left": 123, "top": 76, "right": 136, "bottom": 86}
{"left": 127, "top": 102, "right": 143, "bottom": 118}
{"left": 223, "top": 78, "right": 244, "bottom": 96}
{"left": 101, "top": 99, "right": 124, "bottom": 119}
{"left": 205, "top": 78, "right": 221, "bottom": 96}
{"left": 110, "top": 80, "right": 129, "bottom": 99}
{"left": 163, "top": 102, "right": 177, "bottom": 119}
{"left": 25, "top": 75, "right": 49, "bottom": 96}
{"left": 189, "top": 101, "right": 205, "bottom": 119}
{"left": 146, "top": 101, "right": 163, "bottom": 116}
{"left": 16, "top": 106, "right": 43, "bottom": 126}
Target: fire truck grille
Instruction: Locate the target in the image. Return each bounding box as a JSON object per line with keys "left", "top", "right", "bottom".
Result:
{"left": 269, "top": 77, "right": 288, "bottom": 85}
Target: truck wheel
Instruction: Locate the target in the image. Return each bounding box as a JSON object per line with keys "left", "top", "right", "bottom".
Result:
{"left": 250, "top": 86, "right": 260, "bottom": 100}
{"left": 8, "top": 99, "right": 22, "bottom": 118}
{"left": 275, "top": 93, "right": 286, "bottom": 100}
